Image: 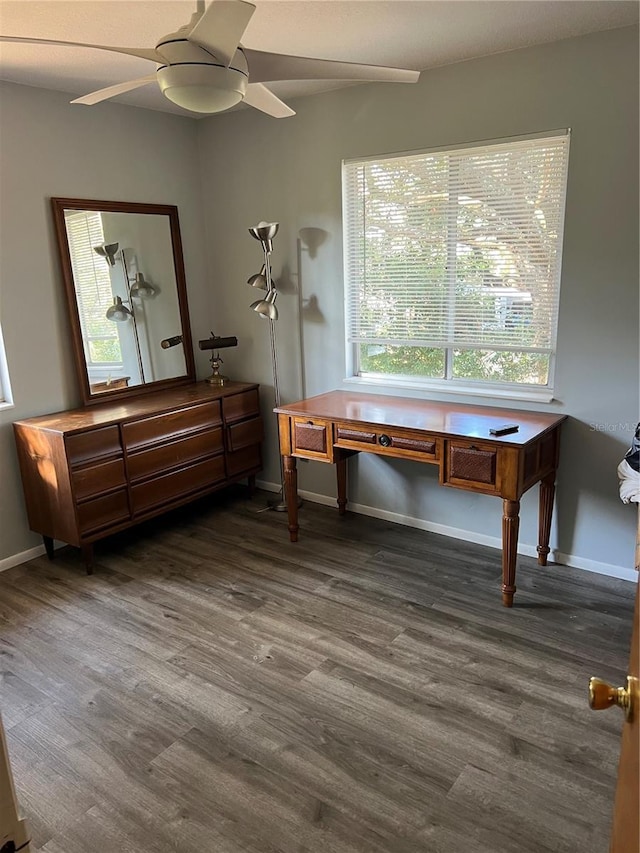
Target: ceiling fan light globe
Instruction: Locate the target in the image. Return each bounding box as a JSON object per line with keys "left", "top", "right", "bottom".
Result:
{"left": 157, "top": 65, "right": 247, "bottom": 114}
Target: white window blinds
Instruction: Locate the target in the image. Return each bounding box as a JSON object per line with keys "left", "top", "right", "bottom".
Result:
{"left": 64, "top": 210, "right": 123, "bottom": 368}
{"left": 343, "top": 131, "right": 570, "bottom": 389}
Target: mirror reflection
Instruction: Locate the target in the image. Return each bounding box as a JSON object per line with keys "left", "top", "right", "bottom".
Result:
{"left": 62, "top": 209, "right": 187, "bottom": 394}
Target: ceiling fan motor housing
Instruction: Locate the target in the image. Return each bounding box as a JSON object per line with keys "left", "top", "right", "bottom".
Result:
{"left": 155, "top": 30, "right": 249, "bottom": 114}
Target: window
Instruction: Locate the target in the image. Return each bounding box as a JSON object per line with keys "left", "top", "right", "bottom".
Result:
{"left": 343, "top": 131, "right": 570, "bottom": 398}
{"left": 0, "top": 321, "right": 12, "bottom": 406}
{"left": 64, "top": 210, "right": 124, "bottom": 377}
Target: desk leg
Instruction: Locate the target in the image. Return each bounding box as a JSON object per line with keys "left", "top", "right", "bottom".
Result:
{"left": 284, "top": 455, "right": 299, "bottom": 542}
{"left": 537, "top": 472, "right": 555, "bottom": 566}
{"left": 501, "top": 499, "right": 520, "bottom": 607}
{"left": 336, "top": 456, "right": 348, "bottom": 516}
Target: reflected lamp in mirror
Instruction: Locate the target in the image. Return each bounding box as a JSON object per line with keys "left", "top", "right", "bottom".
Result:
{"left": 51, "top": 198, "right": 195, "bottom": 405}
{"left": 106, "top": 296, "right": 132, "bottom": 322}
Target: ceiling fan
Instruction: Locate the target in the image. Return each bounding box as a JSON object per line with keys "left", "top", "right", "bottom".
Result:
{"left": 0, "top": 0, "right": 420, "bottom": 118}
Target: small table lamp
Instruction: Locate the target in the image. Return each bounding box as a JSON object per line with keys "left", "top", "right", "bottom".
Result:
{"left": 198, "top": 334, "right": 238, "bottom": 386}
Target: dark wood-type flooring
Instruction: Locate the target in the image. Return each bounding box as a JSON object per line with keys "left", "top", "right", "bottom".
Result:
{"left": 0, "top": 488, "right": 636, "bottom": 853}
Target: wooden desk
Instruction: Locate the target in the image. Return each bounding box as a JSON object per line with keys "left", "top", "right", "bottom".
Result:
{"left": 275, "top": 391, "right": 566, "bottom": 607}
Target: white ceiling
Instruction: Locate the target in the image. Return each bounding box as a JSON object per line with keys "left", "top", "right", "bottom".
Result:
{"left": 0, "top": 0, "right": 637, "bottom": 117}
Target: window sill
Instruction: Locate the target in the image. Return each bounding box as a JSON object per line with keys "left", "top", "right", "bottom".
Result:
{"left": 0, "top": 399, "right": 15, "bottom": 413}
{"left": 343, "top": 375, "right": 555, "bottom": 405}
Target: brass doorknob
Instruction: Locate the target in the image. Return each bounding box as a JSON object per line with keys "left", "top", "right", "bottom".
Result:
{"left": 589, "top": 676, "right": 635, "bottom": 721}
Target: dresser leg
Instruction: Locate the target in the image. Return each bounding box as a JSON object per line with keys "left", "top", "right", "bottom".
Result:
{"left": 247, "top": 474, "right": 256, "bottom": 497}
{"left": 43, "top": 535, "right": 55, "bottom": 561}
{"left": 336, "top": 457, "right": 348, "bottom": 516}
{"left": 537, "top": 472, "right": 556, "bottom": 566}
{"left": 81, "top": 544, "right": 94, "bottom": 575}
{"left": 501, "top": 499, "right": 520, "bottom": 607}
{"left": 283, "top": 455, "right": 299, "bottom": 542}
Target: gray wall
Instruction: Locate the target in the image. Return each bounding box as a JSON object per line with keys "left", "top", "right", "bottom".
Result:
{"left": 196, "top": 26, "right": 639, "bottom": 575}
{"left": 1, "top": 27, "right": 637, "bottom": 577}
{"left": 0, "top": 83, "right": 209, "bottom": 562}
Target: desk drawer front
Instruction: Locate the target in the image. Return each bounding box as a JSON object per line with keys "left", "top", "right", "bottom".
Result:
{"left": 130, "top": 455, "right": 226, "bottom": 514}
{"left": 223, "top": 389, "right": 260, "bottom": 423}
{"left": 293, "top": 418, "right": 330, "bottom": 459}
{"left": 73, "top": 458, "right": 126, "bottom": 500}
{"left": 446, "top": 442, "right": 498, "bottom": 491}
{"left": 335, "top": 423, "right": 438, "bottom": 460}
{"left": 122, "top": 402, "right": 222, "bottom": 451}
{"left": 127, "top": 428, "right": 224, "bottom": 482}
{"left": 67, "top": 426, "right": 122, "bottom": 466}
{"left": 77, "top": 489, "right": 130, "bottom": 534}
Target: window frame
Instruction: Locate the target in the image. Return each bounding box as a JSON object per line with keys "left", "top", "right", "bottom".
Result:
{"left": 342, "top": 129, "right": 571, "bottom": 402}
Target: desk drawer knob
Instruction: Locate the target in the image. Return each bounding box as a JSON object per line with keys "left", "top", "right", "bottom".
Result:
{"left": 379, "top": 434, "right": 392, "bottom": 447}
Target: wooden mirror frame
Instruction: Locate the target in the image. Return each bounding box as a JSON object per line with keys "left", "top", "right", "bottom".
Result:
{"left": 51, "top": 197, "right": 196, "bottom": 406}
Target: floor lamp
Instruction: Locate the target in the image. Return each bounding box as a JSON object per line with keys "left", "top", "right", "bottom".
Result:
{"left": 247, "top": 221, "right": 299, "bottom": 511}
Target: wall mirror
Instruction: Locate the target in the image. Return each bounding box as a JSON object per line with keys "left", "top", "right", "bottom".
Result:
{"left": 51, "top": 198, "right": 195, "bottom": 406}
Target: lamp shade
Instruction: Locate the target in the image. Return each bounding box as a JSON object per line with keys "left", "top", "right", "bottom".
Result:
{"left": 247, "top": 265, "right": 268, "bottom": 290}
{"left": 106, "top": 296, "right": 132, "bottom": 322}
{"left": 249, "top": 222, "right": 279, "bottom": 253}
{"left": 129, "top": 272, "right": 156, "bottom": 298}
{"left": 94, "top": 242, "right": 119, "bottom": 266}
{"left": 250, "top": 289, "right": 278, "bottom": 320}
{"left": 157, "top": 65, "right": 247, "bottom": 114}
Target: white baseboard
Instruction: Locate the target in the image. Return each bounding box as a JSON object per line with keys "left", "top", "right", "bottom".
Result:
{"left": 257, "top": 478, "right": 638, "bottom": 584}
{"left": 0, "top": 544, "right": 46, "bottom": 573}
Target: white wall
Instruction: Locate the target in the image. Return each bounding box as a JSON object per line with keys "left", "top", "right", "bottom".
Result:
{"left": 196, "top": 26, "right": 639, "bottom": 577}
{"left": 0, "top": 83, "right": 209, "bottom": 563}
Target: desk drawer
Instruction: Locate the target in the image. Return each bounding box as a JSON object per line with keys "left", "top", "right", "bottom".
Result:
{"left": 127, "top": 428, "right": 224, "bottom": 482}
{"left": 130, "top": 455, "right": 226, "bottom": 514}
{"left": 335, "top": 423, "right": 438, "bottom": 461}
{"left": 122, "top": 401, "right": 222, "bottom": 451}
{"left": 444, "top": 441, "right": 499, "bottom": 493}
{"left": 292, "top": 418, "right": 331, "bottom": 460}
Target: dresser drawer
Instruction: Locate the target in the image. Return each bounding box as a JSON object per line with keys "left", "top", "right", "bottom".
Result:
{"left": 292, "top": 417, "right": 331, "bottom": 460}
{"left": 223, "top": 389, "right": 260, "bottom": 423}
{"left": 72, "top": 458, "right": 126, "bottom": 500}
{"left": 444, "top": 441, "right": 500, "bottom": 493}
{"left": 122, "top": 401, "right": 222, "bottom": 451}
{"left": 66, "top": 426, "right": 122, "bottom": 466}
{"left": 226, "top": 416, "right": 263, "bottom": 453}
{"left": 130, "top": 455, "right": 226, "bottom": 514}
{"left": 77, "top": 489, "right": 130, "bottom": 534}
{"left": 226, "top": 444, "right": 262, "bottom": 478}
{"left": 127, "top": 427, "right": 224, "bottom": 482}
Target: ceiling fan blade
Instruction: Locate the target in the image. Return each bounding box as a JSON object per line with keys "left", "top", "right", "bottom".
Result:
{"left": 243, "top": 48, "right": 420, "bottom": 85}
{"left": 244, "top": 83, "right": 295, "bottom": 118}
{"left": 188, "top": 0, "right": 255, "bottom": 67}
{"left": 71, "top": 75, "right": 157, "bottom": 106}
{"left": 0, "top": 35, "right": 165, "bottom": 63}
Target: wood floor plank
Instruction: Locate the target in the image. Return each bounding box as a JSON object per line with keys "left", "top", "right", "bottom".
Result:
{"left": 0, "top": 489, "right": 635, "bottom": 853}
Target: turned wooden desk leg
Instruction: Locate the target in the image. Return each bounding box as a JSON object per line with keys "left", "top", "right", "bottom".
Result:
{"left": 501, "top": 499, "right": 520, "bottom": 607}
{"left": 43, "top": 535, "right": 54, "bottom": 561}
{"left": 283, "top": 455, "right": 299, "bottom": 542}
{"left": 336, "top": 456, "right": 348, "bottom": 516}
{"left": 81, "top": 544, "right": 94, "bottom": 575}
{"left": 537, "top": 472, "right": 556, "bottom": 566}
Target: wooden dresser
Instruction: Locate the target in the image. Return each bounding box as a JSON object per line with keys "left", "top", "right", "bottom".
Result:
{"left": 13, "top": 382, "right": 263, "bottom": 571}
